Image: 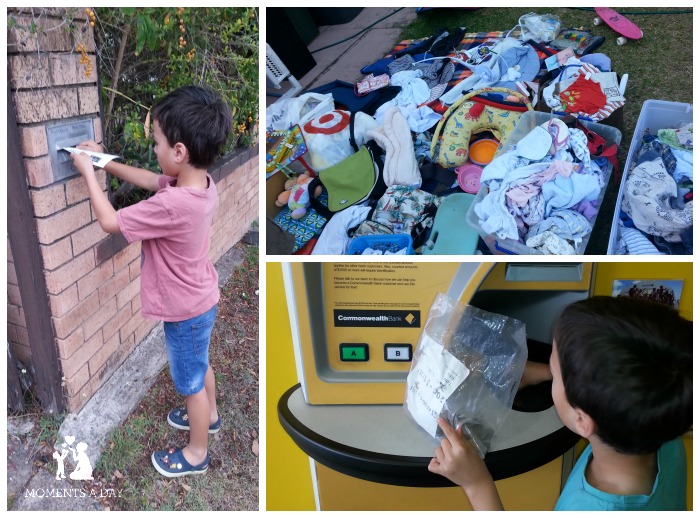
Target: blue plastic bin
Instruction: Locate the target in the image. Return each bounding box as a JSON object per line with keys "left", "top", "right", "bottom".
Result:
{"left": 347, "top": 234, "right": 415, "bottom": 255}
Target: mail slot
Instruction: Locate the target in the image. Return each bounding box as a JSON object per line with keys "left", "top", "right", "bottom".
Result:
{"left": 46, "top": 120, "right": 95, "bottom": 181}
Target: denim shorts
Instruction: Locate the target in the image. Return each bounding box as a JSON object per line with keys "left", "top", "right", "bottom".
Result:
{"left": 164, "top": 304, "right": 217, "bottom": 396}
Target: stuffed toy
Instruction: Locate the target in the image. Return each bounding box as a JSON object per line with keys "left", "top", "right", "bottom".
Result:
{"left": 275, "top": 173, "right": 322, "bottom": 219}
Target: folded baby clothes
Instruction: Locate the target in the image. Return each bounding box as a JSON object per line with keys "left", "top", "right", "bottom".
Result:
{"left": 616, "top": 224, "right": 664, "bottom": 255}
{"left": 559, "top": 75, "right": 608, "bottom": 115}
{"left": 542, "top": 58, "right": 624, "bottom": 122}
{"left": 525, "top": 230, "right": 576, "bottom": 255}
{"left": 621, "top": 154, "right": 693, "bottom": 242}
{"left": 526, "top": 209, "right": 592, "bottom": 248}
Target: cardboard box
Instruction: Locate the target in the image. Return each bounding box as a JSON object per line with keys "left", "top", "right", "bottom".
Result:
{"left": 535, "top": 72, "right": 624, "bottom": 134}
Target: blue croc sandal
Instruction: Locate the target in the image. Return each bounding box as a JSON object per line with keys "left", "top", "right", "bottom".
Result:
{"left": 167, "top": 407, "right": 221, "bottom": 434}
{"left": 151, "top": 447, "right": 210, "bottom": 478}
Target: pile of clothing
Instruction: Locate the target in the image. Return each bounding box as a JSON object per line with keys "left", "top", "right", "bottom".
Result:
{"left": 267, "top": 24, "right": 622, "bottom": 255}
{"left": 474, "top": 117, "right": 611, "bottom": 254}
{"left": 616, "top": 122, "right": 693, "bottom": 255}
{"left": 541, "top": 54, "right": 625, "bottom": 122}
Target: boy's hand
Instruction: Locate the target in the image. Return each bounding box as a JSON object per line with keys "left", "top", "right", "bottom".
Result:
{"left": 76, "top": 140, "right": 105, "bottom": 154}
{"left": 71, "top": 151, "right": 95, "bottom": 177}
{"left": 429, "top": 418, "right": 504, "bottom": 510}
{"left": 428, "top": 418, "right": 492, "bottom": 490}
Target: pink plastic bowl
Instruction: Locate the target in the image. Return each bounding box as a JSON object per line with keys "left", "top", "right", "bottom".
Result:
{"left": 456, "top": 163, "right": 483, "bottom": 194}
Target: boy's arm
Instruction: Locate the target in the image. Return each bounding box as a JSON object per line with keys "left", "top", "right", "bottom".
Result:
{"left": 101, "top": 161, "right": 161, "bottom": 192}
{"left": 428, "top": 418, "right": 505, "bottom": 511}
{"left": 519, "top": 360, "right": 553, "bottom": 390}
{"left": 76, "top": 141, "right": 161, "bottom": 192}
{"left": 71, "top": 152, "right": 120, "bottom": 234}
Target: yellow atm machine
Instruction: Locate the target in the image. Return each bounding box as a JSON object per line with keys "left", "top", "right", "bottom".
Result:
{"left": 278, "top": 262, "right": 598, "bottom": 510}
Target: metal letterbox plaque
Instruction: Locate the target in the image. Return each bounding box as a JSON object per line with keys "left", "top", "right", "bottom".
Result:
{"left": 46, "top": 120, "right": 95, "bottom": 181}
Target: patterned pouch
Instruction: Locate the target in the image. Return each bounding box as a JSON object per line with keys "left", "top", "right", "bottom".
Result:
{"left": 355, "top": 74, "right": 391, "bottom": 96}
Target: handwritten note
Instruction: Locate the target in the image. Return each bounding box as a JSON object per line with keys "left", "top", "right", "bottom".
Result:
{"left": 406, "top": 335, "right": 470, "bottom": 438}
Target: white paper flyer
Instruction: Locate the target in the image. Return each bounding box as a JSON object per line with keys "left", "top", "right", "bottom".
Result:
{"left": 62, "top": 147, "right": 119, "bottom": 168}
{"left": 405, "top": 335, "right": 470, "bottom": 438}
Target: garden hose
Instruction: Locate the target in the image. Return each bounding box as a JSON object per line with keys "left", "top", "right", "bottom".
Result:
{"left": 310, "top": 8, "right": 405, "bottom": 54}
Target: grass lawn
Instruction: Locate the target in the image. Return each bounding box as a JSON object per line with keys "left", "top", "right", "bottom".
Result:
{"left": 399, "top": 7, "right": 693, "bottom": 254}
{"left": 10, "top": 242, "right": 260, "bottom": 511}
{"left": 89, "top": 242, "right": 260, "bottom": 510}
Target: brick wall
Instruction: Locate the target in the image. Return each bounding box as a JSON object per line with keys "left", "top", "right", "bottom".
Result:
{"left": 7, "top": 8, "right": 259, "bottom": 412}
{"left": 7, "top": 240, "right": 30, "bottom": 365}
{"left": 209, "top": 147, "right": 259, "bottom": 264}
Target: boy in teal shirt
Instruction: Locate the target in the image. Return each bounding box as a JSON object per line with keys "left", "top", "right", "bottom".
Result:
{"left": 430, "top": 296, "right": 691, "bottom": 510}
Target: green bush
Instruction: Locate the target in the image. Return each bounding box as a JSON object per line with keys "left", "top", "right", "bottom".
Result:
{"left": 91, "top": 7, "right": 258, "bottom": 206}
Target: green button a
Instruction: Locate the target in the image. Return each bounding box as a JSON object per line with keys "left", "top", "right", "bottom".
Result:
{"left": 339, "top": 343, "right": 369, "bottom": 362}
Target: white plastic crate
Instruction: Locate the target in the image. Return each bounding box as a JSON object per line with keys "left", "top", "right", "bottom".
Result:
{"left": 466, "top": 111, "right": 621, "bottom": 255}
{"left": 607, "top": 100, "right": 693, "bottom": 254}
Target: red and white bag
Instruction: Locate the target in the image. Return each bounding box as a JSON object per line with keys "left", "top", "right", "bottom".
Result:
{"left": 301, "top": 110, "right": 377, "bottom": 172}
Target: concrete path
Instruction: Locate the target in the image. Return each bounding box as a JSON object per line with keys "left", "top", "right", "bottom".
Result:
{"left": 7, "top": 237, "right": 254, "bottom": 510}
{"left": 266, "top": 7, "right": 418, "bottom": 106}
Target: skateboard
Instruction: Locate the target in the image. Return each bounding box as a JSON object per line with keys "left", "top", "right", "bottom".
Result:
{"left": 593, "top": 7, "right": 643, "bottom": 45}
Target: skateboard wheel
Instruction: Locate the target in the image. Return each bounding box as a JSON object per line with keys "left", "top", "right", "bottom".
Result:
{"left": 616, "top": 36, "right": 627, "bottom": 45}
{"left": 593, "top": 17, "right": 601, "bottom": 26}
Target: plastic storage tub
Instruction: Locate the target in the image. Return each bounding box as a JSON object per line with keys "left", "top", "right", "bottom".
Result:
{"left": 466, "top": 111, "right": 622, "bottom": 255}
{"left": 347, "top": 234, "right": 415, "bottom": 255}
{"left": 607, "top": 100, "right": 693, "bottom": 255}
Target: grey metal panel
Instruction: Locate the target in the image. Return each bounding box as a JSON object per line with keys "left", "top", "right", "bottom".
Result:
{"left": 303, "top": 263, "right": 408, "bottom": 384}
{"left": 505, "top": 263, "right": 584, "bottom": 283}
{"left": 46, "top": 120, "right": 95, "bottom": 181}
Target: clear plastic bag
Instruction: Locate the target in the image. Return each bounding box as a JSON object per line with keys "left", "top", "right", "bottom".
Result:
{"left": 404, "top": 293, "right": 528, "bottom": 458}
{"left": 519, "top": 12, "right": 561, "bottom": 43}
{"left": 265, "top": 92, "right": 334, "bottom": 132}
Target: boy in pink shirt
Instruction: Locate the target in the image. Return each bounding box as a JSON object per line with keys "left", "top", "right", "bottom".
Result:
{"left": 71, "top": 85, "right": 232, "bottom": 477}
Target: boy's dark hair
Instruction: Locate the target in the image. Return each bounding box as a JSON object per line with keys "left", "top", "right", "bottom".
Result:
{"left": 152, "top": 85, "right": 232, "bottom": 169}
{"left": 554, "top": 296, "right": 692, "bottom": 455}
